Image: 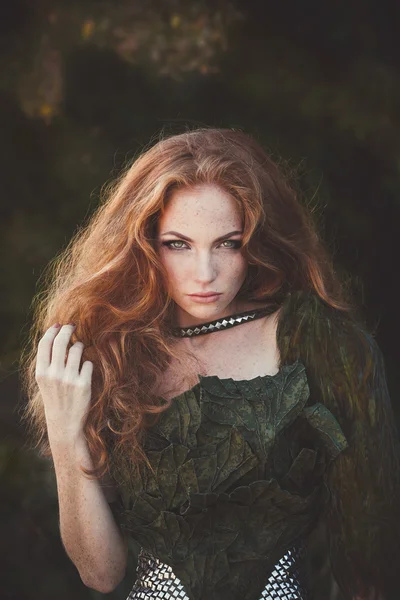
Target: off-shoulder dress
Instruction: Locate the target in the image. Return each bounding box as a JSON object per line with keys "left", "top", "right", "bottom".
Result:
{"left": 109, "top": 291, "right": 400, "bottom": 600}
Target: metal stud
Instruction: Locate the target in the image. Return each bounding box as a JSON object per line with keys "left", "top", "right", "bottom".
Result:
{"left": 172, "top": 305, "right": 277, "bottom": 339}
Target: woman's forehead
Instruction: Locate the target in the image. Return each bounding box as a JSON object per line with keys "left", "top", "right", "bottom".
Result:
{"left": 158, "top": 184, "right": 242, "bottom": 230}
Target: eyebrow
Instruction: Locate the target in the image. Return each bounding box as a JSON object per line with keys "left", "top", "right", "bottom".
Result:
{"left": 160, "top": 230, "right": 243, "bottom": 243}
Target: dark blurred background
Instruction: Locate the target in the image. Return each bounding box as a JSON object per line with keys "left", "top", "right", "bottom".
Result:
{"left": 1, "top": 1, "right": 399, "bottom": 599}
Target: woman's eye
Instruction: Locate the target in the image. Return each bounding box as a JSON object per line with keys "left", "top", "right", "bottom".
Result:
{"left": 161, "top": 239, "right": 242, "bottom": 251}
{"left": 220, "top": 240, "right": 242, "bottom": 249}
{"left": 162, "top": 240, "right": 188, "bottom": 250}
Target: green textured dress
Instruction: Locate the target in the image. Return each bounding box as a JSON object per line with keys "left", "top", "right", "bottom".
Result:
{"left": 109, "top": 291, "right": 400, "bottom": 600}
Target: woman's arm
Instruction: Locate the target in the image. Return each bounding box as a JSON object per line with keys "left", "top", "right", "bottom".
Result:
{"left": 50, "top": 434, "right": 128, "bottom": 593}
{"left": 35, "top": 323, "right": 128, "bottom": 593}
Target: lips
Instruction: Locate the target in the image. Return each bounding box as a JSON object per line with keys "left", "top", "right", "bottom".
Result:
{"left": 188, "top": 293, "right": 222, "bottom": 304}
{"left": 189, "top": 292, "right": 221, "bottom": 297}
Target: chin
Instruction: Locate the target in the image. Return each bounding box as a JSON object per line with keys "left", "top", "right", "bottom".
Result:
{"left": 179, "top": 299, "right": 234, "bottom": 323}
{"left": 184, "top": 305, "right": 220, "bottom": 317}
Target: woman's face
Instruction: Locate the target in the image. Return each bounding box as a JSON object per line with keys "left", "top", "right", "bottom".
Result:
{"left": 156, "top": 183, "right": 249, "bottom": 327}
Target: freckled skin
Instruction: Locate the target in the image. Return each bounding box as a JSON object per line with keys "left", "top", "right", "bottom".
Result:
{"left": 51, "top": 438, "right": 128, "bottom": 592}
{"left": 156, "top": 183, "right": 281, "bottom": 397}
{"left": 157, "top": 183, "right": 249, "bottom": 328}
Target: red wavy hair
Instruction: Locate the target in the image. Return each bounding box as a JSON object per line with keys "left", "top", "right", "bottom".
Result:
{"left": 19, "top": 127, "right": 354, "bottom": 480}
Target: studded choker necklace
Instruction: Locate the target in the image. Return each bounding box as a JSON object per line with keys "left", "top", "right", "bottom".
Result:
{"left": 172, "top": 304, "right": 279, "bottom": 338}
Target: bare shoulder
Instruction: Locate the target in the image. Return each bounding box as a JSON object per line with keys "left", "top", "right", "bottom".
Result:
{"left": 251, "top": 306, "right": 283, "bottom": 376}
{"left": 259, "top": 305, "right": 282, "bottom": 344}
{"left": 151, "top": 356, "right": 200, "bottom": 400}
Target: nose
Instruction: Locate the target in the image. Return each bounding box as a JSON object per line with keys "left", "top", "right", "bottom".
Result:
{"left": 193, "top": 251, "right": 217, "bottom": 284}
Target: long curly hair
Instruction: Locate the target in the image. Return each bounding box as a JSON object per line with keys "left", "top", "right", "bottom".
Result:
{"left": 19, "top": 127, "right": 355, "bottom": 481}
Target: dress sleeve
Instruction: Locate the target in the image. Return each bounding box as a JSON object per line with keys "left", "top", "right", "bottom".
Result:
{"left": 322, "top": 330, "right": 400, "bottom": 600}
{"left": 277, "top": 291, "right": 400, "bottom": 600}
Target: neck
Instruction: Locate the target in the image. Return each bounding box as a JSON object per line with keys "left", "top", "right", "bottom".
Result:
{"left": 173, "top": 300, "right": 266, "bottom": 329}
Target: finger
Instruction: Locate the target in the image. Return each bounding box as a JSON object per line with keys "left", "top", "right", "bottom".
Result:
{"left": 80, "top": 360, "right": 93, "bottom": 382}
{"left": 36, "top": 323, "right": 62, "bottom": 372}
{"left": 50, "top": 324, "right": 76, "bottom": 371}
{"left": 65, "top": 341, "right": 84, "bottom": 376}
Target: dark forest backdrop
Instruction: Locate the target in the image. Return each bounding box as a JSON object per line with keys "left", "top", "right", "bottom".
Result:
{"left": 1, "top": 1, "right": 400, "bottom": 599}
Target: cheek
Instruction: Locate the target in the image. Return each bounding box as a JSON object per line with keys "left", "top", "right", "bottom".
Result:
{"left": 159, "top": 251, "right": 187, "bottom": 284}
{"left": 224, "top": 254, "right": 248, "bottom": 283}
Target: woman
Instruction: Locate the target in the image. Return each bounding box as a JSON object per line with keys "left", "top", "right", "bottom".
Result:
{"left": 21, "top": 128, "right": 400, "bottom": 600}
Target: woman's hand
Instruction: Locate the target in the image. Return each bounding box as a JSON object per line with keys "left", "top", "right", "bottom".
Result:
{"left": 35, "top": 323, "right": 93, "bottom": 445}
